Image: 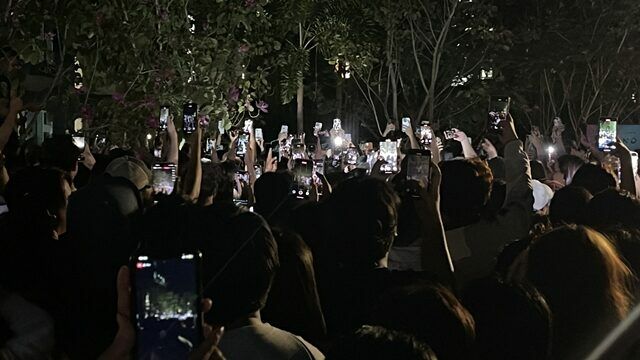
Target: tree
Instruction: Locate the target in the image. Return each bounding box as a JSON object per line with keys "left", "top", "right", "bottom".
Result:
{"left": 3, "top": 0, "right": 277, "bottom": 143}
{"left": 340, "top": 0, "right": 508, "bottom": 135}
{"left": 500, "top": 0, "right": 640, "bottom": 140}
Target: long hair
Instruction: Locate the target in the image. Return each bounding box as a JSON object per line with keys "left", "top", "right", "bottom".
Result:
{"left": 523, "top": 225, "right": 634, "bottom": 358}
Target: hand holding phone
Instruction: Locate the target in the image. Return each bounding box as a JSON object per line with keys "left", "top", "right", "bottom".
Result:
{"left": 152, "top": 163, "right": 177, "bottom": 194}
{"left": 159, "top": 106, "right": 170, "bottom": 131}
{"left": 131, "top": 253, "right": 202, "bottom": 359}
{"left": 488, "top": 96, "right": 511, "bottom": 133}
{"left": 292, "top": 159, "right": 313, "bottom": 199}
{"left": 598, "top": 117, "right": 617, "bottom": 152}
{"left": 401, "top": 117, "right": 411, "bottom": 133}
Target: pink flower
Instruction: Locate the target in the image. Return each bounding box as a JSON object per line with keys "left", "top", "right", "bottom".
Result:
{"left": 198, "top": 114, "right": 211, "bottom": 128}
{"left": 228, "top": 86, "right": 240, "bottom": 103}
{"left": 238, "top": 44, "right": 250, "bottom": 54}
{"left": 244, "top": 0, "right": 256, "bottom": 8}
{"left": 256, "top": 100, "right": 269, "bottom": 113}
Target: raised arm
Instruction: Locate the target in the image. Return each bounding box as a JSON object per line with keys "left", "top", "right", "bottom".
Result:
{"left": 415, "top": 162, "right": 455, "bottom": 288}
{"left": 166, "top": 115, "right": 179, "bottom": 165}
{"left": 182, "top": 127, "right": 202, "bottom": 202}
{"left": 453, "top": 128, "right": 478, "bottom": 159}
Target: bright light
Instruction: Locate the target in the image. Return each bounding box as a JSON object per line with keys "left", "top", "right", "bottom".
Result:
{"left": 146, "top": 133, "right": 153, "bottom": 140}
{"left": 547, "top": 146, "right": 556, "bottom": 154}
{"left": 333, "top": 136, "right": 344, "bottom": 147}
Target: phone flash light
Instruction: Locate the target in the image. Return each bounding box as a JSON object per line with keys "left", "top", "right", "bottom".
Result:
{"left": 547, "top": 146, "right": 556, "bottom": 154}
{"left": 146, "top": 133, "right": 153, "bottom": 140}
{"left": 334, "top": 137, "right": 344, "bottom": 147}
{"left": 181, "top": 254, "right": 195, "bottom": 260}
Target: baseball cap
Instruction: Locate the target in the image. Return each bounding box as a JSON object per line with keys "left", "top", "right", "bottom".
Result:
{"left": 532, "top": 179, "right": 554, "bottom": 211}
{"left": 105, "top": 156, "right": 151, "bottom": 190}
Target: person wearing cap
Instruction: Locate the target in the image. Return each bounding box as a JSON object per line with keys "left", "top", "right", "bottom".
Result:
{"left": 104, "top": 156, "right": 153, "bottom": 207}
{"left": 531, "top": 179, "right": 554, "bottom": 214}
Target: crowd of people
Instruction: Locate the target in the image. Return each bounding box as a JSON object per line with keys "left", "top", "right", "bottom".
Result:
{"left": 3, "top": 47, "right": 640, "bottom": 359}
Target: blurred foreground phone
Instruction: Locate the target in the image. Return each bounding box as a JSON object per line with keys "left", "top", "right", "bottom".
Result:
{"left": 406, "top": 149, "right": 431, "bottom": 195}
{"left": 598, "top": 117, "right": 617, "bottom": 152}
{"left": 488, "top": 96, "right": 510, "bottom": 133}
{"left": 182, "top": 103, "right": 198, "bottom": 134}
{"left": 292, "top": 159, "right": 313, "bottom": 199}
{"left": 131, "top": 252, "right": 202, "bottom": 360}
{"left": 159, "top": 106, "right": 170, "bottom": 131}
{"left": 72, "top": 133, "right": 85, "bottom": 151}
{"left": 379, "top": 140, "right": 399, "bottom": 174}
{"left": 151, "top": 163, "right": 177, "bottom": 194}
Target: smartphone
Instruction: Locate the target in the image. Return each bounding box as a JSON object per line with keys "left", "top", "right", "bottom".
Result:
{"left": 319, "top": 133, "right": 331, "bottom": 150}
{"left": 346, "top": 146, "right": 358, "bottom": 165}
{"left": 72, "top": 134, "right": 85, "bottom": 151}
{"left": 418, "top": 122, "right": 433, "bottom": 147}
{"left": 255, "top": 128, "right": 263, "bottom": 141}
{"left": 631, "top": 151, "right": 638, "bottom": 175}
{"left": 292, "top": 159, "right": 313, "bottom": 199}
{"left": 236, "top": 133, "right": 249, "bottom": 156}
{"left": 182, "top": 103, "right": 198, "bottom": 134}
{"left": 598, "top": 117, "right": 617, "bottom": 152}
{"left": 131, "top": 252, "right": 202, "bottom": 359}
{"left": 406, "top": 149, "right": 432, "bottom": 191}
{"left": 254, "top": 164, "right": 263, "bottom": 179}
{"left": 218, "top": 120, "right": 225, "bottom": 135}
{"left": 159, "top": 106, "right": 170, "bottom": 131}
{"left": 443, "top": 130, "right": 455, "bottom": 140}
{"left": 244, "top": 120, "right": 253, "bottom": 132}
{"left": 314, "top": 122, "right": 323, "bottom": 134}
{"left": 280, "top": 125, "right": 289, "bottom": 134}
{"left": 151, "top": 163, "right": 177, "bottom": 194}
{"left": 292, "top": 143, "right": 305, "bottom": 160}
{"left": 402, "top": 117, "right": 411, "bottom": 133}
{"left": 379, "top": 140, "right": 399, "bottom": 174}
{"left": 236, "top": 170, "right": 249, "bottom": 183}
{"left": 204, "top": 138, "right": 215, "bottom": 155}
{"left": 333, "top": 118, "right": 342, "bottom": 130}
{"left": 488, "top": 96, "right": 511, "bottom": 132}
{"left": 313, "top": 159, "right": 325, "bottom": 176}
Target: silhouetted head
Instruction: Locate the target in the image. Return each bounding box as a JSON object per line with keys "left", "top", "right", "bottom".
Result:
{"left": 584, "top": 189, "right": 640, "bottom": 231}
{"left": 440, "top": 158, "right": 493, "bottom": 229}
{"left": 40, "top": 135, "right": 81, "bottom": 179}
{"left": 463, "top": 278, "right": 552, "bottom": 360}
{"left": 523, "top": 225, "right": 633, "bottom": 358}
{"left": 549, "top": 186, "right": 592, "bottom": 226}
{"left": 203, "top": 212, "right": 279, "bottom": 325}
{"left": 253, "top": 172, "right": 294, "bottom": 220}
{"left": 5, "top": 166, "right": 72, "bottom": 239}
{"left": 557, "top": 155, "right": 585, "bottom": 185}
{"left": 530, "top": 160, "right": 546, "bottom": 181}
{"left": 370, "top": 283, "right": 475, "bottom": 360}
{"left": 328, "top": 325, "right": 437, "bottom": 360}
{"left": 325, "top": 177, "right": 400, "bottom": 268}
{"left": 571, "top": 163, "right": 616, "bottom": 195}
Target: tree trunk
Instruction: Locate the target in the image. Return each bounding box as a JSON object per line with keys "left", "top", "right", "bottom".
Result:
{"left": 297, "top": 83, "right": 304, "bottom": 134}
{"left": 336, "top": 77, "right": 343, "bottom": 118}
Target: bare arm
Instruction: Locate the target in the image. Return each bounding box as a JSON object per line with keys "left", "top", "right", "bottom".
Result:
{"left": 417, "top": 162, "right": 455, "bottom": 288}
{"left": 453, "top": 128, "right": 478, "bottom": 159}
{"left": 613, "top": 141, "right": 637, "bottom": 197}
{"left": 182, "top": 128, "right": 202, "bottom": 202}
{"left": 166, "top": 116, "right": 179, "bottom": 165}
